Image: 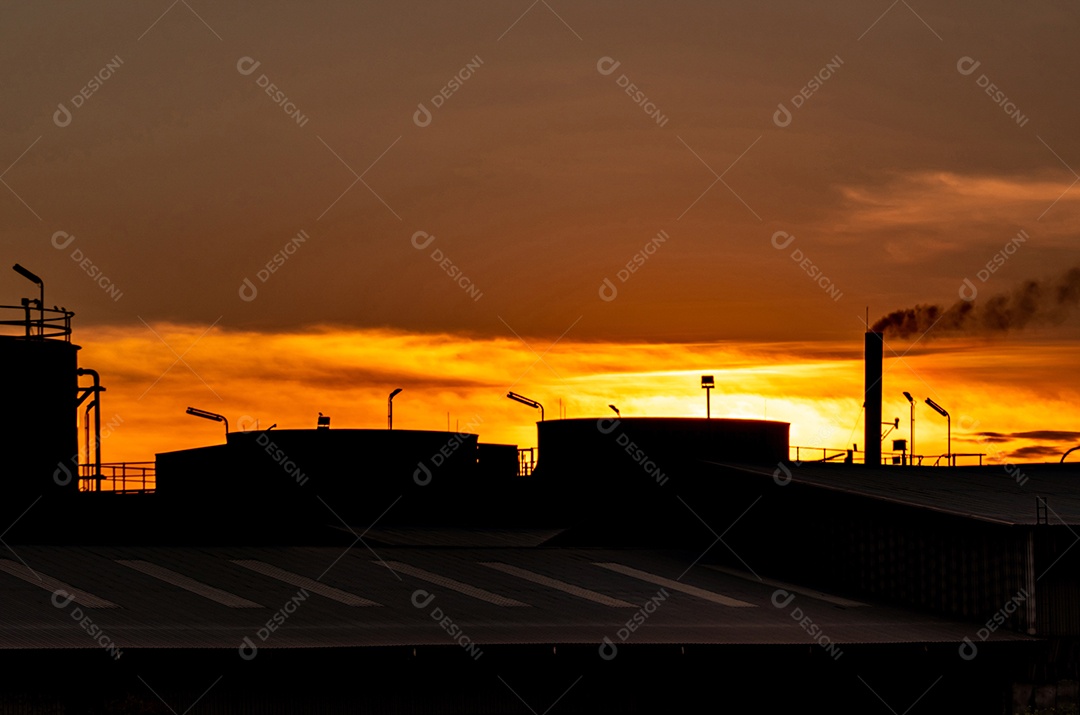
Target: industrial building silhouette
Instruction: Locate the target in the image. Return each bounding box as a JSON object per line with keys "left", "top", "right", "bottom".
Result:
{"left": 3, "top": 268, "right": 1080, "bottom": 713}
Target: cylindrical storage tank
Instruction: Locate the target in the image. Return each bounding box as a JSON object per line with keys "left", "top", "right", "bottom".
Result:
{"left": 0, "top": 337, "right": 80, "bottom": 507}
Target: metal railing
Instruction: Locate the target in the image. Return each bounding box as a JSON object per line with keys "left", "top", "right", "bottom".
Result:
{"left": 517, "top": 447, "right": 536, "bottom": 476}
{"left": 789, "top": 446, "right": 985, "bottom": 467}
{"left": 79, "top": 462, "right": 156, "bottom": 493}
{"left": 0, "top": 303, "right": 73, "bottom": 340}
{"left": 931, "top": 453, "right": 985, "bottom": 467}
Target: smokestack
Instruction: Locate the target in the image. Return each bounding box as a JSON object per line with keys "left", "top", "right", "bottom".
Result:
{"left": 864, "top": 331, "right": 883, "bottom": 467}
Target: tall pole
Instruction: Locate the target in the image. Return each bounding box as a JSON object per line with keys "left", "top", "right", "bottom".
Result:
{"left": 947, "top": 413, "right": 951, "bottom": 466}
{"left": 910, "top": 400, "right": 915, "bottom": 462}
{"left": 701, "top": 375, "right": 714, "bottom": 420}
{"left": 864, "top": 332, "right": 883, "bottom": 467}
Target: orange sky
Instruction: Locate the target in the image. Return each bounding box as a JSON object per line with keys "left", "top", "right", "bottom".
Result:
{"left": 74, "top": 323, "right": 1080, "bottom": 466}
{"left": 3, "top": 2, "right": 1079, "bottom": 469}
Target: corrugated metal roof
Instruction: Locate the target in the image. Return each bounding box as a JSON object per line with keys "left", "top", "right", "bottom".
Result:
{"left": 0, "top": 545, "right": 1029, "bottom": 650}
{"left": 715, "top": 462, "right": 1080, "bottom": 525}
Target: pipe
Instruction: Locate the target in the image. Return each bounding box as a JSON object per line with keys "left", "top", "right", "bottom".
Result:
{"left": 77, "top": 368, "right": 103, "bottom": 489}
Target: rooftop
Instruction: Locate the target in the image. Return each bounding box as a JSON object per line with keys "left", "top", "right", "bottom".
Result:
{"left": 1, "top": 543, "right": 1029, "bottom": 650}
{"left": 717, "top": 461, "right": 1080, "bottom": 526}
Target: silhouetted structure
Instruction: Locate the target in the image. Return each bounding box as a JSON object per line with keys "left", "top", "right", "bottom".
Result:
{"left": 864, "top": 330, "right": 883, "bottom": 466}
{"left": 4, "top": 271, "right": 1080, "bottom": 713}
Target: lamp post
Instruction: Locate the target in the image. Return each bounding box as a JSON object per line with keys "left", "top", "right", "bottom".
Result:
{"left": 186, "top": 407, "right": 229, "bottom": 437}
{"left": 507, "top": 392, "right": 544, "bottom": 421}
{"left": 388, "top": 388, "right": 403, "bottom": 430}
{"left": 701, "top": 375, "right": 714, "bottom": 419}
{"left": 903, "top": 391, "right": 915, "bottom": 463}
{"left": 12, "top": 264, "right": 43, "bottom": 336}
{"left": 608, "top": 404, "right": 620, "bottom": 418}
{"left": 925, "top": 398, "right": 950, "bottom": 466}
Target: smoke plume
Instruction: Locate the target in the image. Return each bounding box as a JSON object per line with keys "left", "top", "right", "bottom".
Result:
{"left": 873, "top": 266, "right": 1080, "bottom": 338}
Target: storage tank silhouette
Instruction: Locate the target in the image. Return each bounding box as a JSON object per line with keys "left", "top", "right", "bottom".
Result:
{"left": 0, "top": 266, "right": 102, "bottom": 525}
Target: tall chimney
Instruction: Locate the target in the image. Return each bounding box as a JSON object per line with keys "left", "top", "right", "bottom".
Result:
{"left": 864, "top": 331, "right": 883, "bottom": 466}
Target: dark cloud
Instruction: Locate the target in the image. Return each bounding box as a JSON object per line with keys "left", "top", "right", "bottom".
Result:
{"left": 873, "top": 267, "right": 1080, "bottom": 339}
{"left": 976, "top": 430, "right": 1080, "bottom": 443}
{"left": 1009, "top": 445, "right": 1068, "bottom": 461}
{"left": 1013, "top": 430, "right": 1080, "bottom": 442}
{"left": 972, "top": 432, "right": 1011, "bottom": 444}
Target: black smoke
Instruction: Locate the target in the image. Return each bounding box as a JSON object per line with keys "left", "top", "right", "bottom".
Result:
{"left": 873, "top": 266, "right": 1080, "bottom": 338}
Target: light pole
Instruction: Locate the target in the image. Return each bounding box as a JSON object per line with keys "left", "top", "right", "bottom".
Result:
{"left": 388, "top": 388, "right": 403, "bottom": 430}
{"left": 507, "top": 391, "right": 544, "bottom": 421}
{"left": 608, "top": 404, "right": 620, "bottom": 418}
{"left": 903, "top": 391, "right": 915, "bottom": 463}
{"left": 186, "top": 407, "right": 229, "bottom": 437}
{"left": 701, "top": 375, "right": 714, "bottom": 419}
{"left": 12, "top": 264, "right": 43, "bottom": 336}
{"left": 925, "top": 398, "right": 950, "bottom": 465}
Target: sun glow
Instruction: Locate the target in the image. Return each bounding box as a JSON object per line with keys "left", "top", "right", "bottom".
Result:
{"left": 74, "top": 324, "right": 1080, "bottom": 469}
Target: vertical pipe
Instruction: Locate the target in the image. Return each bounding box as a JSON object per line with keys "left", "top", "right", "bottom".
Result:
{"left": 909, "top": 400, "right": 915, "bottom": 463}
{"left": 77, "top": 368, "right": 103, "bottom": 489}
{"left": 864, "top": 332, "right": 883, "bottom": 467}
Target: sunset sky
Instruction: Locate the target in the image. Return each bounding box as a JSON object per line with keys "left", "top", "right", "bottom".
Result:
{"left": 2, "top": 1, "right": 1079, "bottom": 464}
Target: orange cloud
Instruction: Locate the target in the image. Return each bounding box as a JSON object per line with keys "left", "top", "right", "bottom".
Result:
{"left": 72, "top": 325, "right": 1080, "bottom": 472}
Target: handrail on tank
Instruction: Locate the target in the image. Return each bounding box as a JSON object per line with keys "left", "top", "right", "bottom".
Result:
{"left": 0, "top": 303, "right": 73, "bottom": 341}
{"left": 79, "top": 462, "right": 156, "bottom": 493}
